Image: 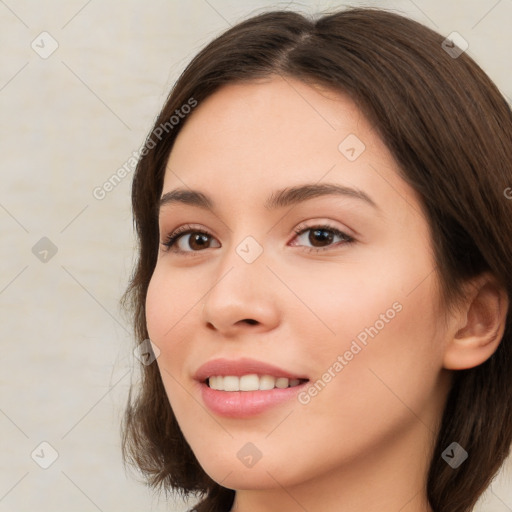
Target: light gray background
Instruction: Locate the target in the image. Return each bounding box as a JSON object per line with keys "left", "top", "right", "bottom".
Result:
{"left": 1, "top": 1, "right": 511, "bottom": 511}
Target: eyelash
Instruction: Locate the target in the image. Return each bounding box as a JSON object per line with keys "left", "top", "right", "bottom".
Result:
{"left": 161, "top": 222, "right": 355, "bottom": 256}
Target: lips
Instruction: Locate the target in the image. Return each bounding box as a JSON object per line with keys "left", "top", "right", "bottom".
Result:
{"left": 194, "top": 357, "right": 310, "bottom": 418}
{"left": 193, "top": 357, "right": 309, "bottom": 383}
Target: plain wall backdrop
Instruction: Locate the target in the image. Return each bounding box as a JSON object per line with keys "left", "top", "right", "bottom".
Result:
{"left": 1, "top": 0, "right": 511, "bottom": 510}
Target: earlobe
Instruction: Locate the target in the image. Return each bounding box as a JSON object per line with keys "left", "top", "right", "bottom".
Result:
{"left": 443, "top": 274, "right": 509, "bottom": 370}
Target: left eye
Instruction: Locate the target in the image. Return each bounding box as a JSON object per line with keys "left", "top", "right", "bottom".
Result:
{"left": 292, "top": 225, "right": 354, "bottom": 250}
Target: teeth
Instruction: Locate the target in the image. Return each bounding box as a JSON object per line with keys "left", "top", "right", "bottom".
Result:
{"left": 259, "top": 375, "right": 275, "bottom": 390}
{"left": 207, "top": 374, "right": 304, "bottom": 391}
{"left": 223, "top": 376, "right": 239, "bottom": 391}
{"left": 240, "top": 374, "right": 259, "bottom": 391}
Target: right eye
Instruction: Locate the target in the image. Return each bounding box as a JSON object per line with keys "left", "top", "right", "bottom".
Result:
{"left": 162, "top": 225, "right": 221, "bottom": 254}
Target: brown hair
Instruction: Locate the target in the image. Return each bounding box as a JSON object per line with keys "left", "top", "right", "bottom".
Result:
{"left": 121, "top": 8, "right": 512, "bottom": 512}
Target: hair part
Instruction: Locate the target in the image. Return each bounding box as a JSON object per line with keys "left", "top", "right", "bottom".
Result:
{"left": 121, "top": 7, "right": 512, "bottom": 512}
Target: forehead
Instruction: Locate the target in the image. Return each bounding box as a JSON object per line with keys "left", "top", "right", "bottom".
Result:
{"left": 162, "top": 76, "right": 419, "bottom": 216}
{"left": 167, "top": 76, "right": 367, "bottom": 174}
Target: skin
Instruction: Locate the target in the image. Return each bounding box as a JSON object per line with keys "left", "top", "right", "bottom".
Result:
{"left": 145, "top": 76, "right": 507, "bottom": 512}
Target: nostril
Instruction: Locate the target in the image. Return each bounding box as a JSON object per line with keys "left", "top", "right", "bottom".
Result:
{"left": 243, "top": 319, "right": 258, "bottom": 325}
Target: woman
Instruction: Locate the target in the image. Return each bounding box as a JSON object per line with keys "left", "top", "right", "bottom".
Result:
{"left": 121, "top": 7, "right": 512, "bottom": 512}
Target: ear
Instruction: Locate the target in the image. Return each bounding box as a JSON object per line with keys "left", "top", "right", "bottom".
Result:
{"left": 443, "top": 273, "right": 509, "bottom": 370}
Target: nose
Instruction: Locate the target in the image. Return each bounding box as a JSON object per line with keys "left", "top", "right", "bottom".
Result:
{"left": 201, "top": 245, "right": 280, "bottom": 337}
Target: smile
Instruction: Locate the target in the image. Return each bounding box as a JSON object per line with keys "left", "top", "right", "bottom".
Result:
{"left": 207, "top": 374, "right": 307, "bottom": 391}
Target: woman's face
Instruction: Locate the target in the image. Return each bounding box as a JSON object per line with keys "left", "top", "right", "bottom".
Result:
{"left": 146, "top": 76, "right": 453, "bottom": 499}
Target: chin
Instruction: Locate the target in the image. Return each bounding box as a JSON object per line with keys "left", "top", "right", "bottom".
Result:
{"left": 209, "top": 467, "right": 285, "bottom": 491}
{"left": 195, "top": 448, "right": 306, "bottom": 491}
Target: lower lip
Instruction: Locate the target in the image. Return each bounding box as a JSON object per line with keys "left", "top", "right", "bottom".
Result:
{"left": 199, "top": 381, "right": 308, "bottom": 418}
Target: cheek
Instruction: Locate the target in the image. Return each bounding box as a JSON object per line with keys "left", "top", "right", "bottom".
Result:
{"left": 145, "top": 267, "right": 193, "bottom": 395}
{"left": 145, "top": 271, "right": 169, "bottom": 344}
{"left": 298, "top": 266, "right": 445, "bottom": 430}
{"left": 145, "top": 268, "right": 195, "bottom": 411}
{"left": 145, "top": 265, "right": 197, "bottom": 346}
{"left": 282, "top": 244, "right": 444, "bottom": 413}
{"left": 145, "top": 264, "right": 209, "bottom": 399}
{"left": 270, "top": 252, "right": 438, "bottom": 370}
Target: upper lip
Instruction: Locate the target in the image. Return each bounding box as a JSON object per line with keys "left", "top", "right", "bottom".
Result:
{"left": 194, "top": 357, "right": 309, "bottom": 382}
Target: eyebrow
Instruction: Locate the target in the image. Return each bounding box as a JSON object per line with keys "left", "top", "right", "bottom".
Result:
{"left": 158, "top": 183, "right": 378, "bottom": 213}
